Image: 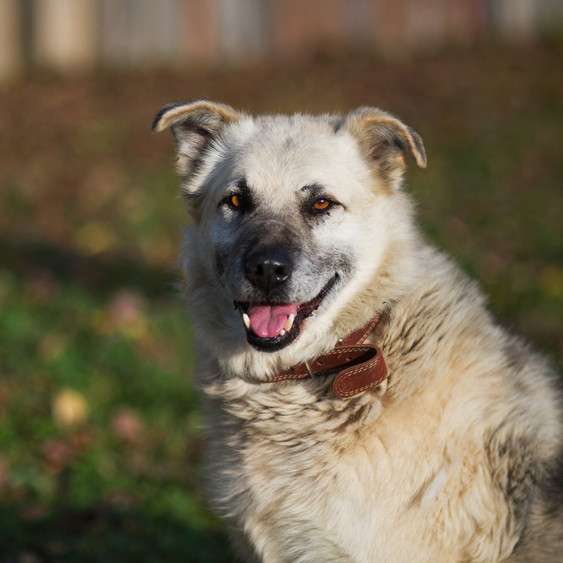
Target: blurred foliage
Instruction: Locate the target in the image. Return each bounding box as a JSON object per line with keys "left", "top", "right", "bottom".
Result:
{"left": 0, "top": 42, "right": 561, "bottom": 561}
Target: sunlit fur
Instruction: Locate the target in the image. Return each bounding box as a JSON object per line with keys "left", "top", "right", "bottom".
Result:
{"left": 154, "top": 101, "right": 563, "bottom": 562}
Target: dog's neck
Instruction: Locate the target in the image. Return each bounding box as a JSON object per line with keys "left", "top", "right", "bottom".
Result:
{"left": 200, "top": 240, "right": 486, "bottom": 432}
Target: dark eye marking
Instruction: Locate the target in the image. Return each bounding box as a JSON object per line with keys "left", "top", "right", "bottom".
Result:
{"left": 300, "top": 184, "right": 343, "bottom": 217}
{"left": 219, "top": 177, "right": 254, "bottom": 213}
{"left": 300, "top": 183, "right": 325, "bottom": 197}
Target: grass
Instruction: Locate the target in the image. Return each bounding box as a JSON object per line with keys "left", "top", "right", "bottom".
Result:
{"left": 0, "top": 269, "right": 229, "bottom": 562}
{"left": 0, "top": 42, "right": 561, "bottom": 561}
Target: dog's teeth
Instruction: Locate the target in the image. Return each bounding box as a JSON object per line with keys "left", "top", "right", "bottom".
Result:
{"left": 285, "top": 314, "right": 296, "bottom": 331}
{"left": 242, "top": 313, "right": 250, "bottom": 329}
{"left": 280, "top": 329, "right": 286, "bottom": 337}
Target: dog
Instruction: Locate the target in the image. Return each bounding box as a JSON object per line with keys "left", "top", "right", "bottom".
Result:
{"left": 152, "top": 101, "right": 563, "bottom": 562}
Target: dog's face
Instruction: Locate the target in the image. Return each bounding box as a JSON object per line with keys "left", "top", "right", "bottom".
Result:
{"left": 153, "top": 101, "right": 426, "bottom": 362}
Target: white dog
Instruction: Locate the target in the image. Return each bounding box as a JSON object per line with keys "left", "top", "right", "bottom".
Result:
{"left": 153, "top": 101, "right": 563, "bottom": 562}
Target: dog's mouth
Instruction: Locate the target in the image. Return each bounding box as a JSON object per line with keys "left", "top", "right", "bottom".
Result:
{"left": 234, "top": 274, "right": 339, "bottom": 352}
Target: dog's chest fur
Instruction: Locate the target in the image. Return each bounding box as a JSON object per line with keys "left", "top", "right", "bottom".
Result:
{"left": 204, "top": 338, "right": 514, "bottom": 561}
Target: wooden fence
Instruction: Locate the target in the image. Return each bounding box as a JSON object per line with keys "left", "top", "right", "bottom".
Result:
{"left": 1, "top": 0, "right": 562, "bottom": 80}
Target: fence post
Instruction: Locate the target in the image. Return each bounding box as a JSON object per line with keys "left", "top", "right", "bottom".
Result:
{"left": 184, "top": 0, "right": 220, "bottom": 64}
{"left": 0, "top": 0, "right": 23, "bottom": 80}
{"left": 34, "top": 0, "right": 98, "bottom": 71}
{"left": 218, "top": 0, "right": 269, "bottom": 62}
{"left": 492, "top": 0, "right": 537, "bottom": 40}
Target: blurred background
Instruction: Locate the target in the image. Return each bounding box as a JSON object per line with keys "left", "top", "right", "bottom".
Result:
{"left": 0, "top": 1, "right": 562, "bottom": 561}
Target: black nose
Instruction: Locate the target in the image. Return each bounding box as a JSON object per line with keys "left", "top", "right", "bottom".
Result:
{"left": 244, "top": 246, "right": 293, "bottom": 293}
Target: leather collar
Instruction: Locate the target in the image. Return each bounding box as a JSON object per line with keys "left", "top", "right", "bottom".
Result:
{"left": 271, "top": 316, "right": 388, "bottom": 399}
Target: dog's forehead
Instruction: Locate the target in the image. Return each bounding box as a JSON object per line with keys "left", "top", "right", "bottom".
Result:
{"left": 229, "top": 115, "right": 370, "bottom": 204}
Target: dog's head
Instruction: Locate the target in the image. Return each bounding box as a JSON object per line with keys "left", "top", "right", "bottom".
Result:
{"left": 153, "top": 101, "right": 426, "bottom": 372}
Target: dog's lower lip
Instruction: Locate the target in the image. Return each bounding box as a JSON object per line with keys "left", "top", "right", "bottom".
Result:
{"left": 234, "top": 273, "right": 340, "bottom": 352}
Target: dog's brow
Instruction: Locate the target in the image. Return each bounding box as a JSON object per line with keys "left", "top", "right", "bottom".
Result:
{"left": 227, "top": 177, "right": 251, "bottom": 196}
{"left": 300, "top": 184, "right": 324, "bottom": 196}
{"left": 236, "top": 177, "right": 249, "bottom": 191}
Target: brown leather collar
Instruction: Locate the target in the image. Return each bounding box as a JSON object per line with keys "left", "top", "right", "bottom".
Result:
{"left": 271, "top": 316, "right": 387, "bottom": 399}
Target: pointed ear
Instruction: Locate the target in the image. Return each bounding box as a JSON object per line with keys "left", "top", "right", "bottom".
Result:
{"left": 152, "top": 100, "right": 242, "bottom": 177}
{"left": 340, "top": 107, "right": 427, "bottom": 189}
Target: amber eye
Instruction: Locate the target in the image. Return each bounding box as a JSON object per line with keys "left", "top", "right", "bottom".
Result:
{"left": 228, "top": 194, "right": 240, "bottom": 209}
{"left": 311, "top": 198, "right": 332, "bottom": 212}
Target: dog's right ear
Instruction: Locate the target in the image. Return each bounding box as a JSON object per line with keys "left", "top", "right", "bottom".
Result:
{"left": 152, "top": 100, "right": 241, "bottom": 178}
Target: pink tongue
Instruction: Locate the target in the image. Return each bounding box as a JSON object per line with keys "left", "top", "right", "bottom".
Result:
{"left": 247, "top": 304, "right": 298, "bottom": 339}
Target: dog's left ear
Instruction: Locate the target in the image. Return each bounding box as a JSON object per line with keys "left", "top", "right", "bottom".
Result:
{"left": 152, "top": 100, "right": 242, "bottom": 178}
{"left": 340, "top": 107, "right": 427, "bottom": 189}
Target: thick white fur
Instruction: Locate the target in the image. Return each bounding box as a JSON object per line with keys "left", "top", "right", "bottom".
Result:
{"left": 156, "top": 104, "right": 562, "bottom": 562}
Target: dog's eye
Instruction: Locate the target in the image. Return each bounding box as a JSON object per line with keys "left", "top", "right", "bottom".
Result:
{"left": 222, "top": 194, "right": 242, "bottom": 211}
{"left": 310, "top": 198, "right": 333, "bottom": 213}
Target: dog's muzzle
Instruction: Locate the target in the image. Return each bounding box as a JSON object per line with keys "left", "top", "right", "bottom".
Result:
{"left": 244, "top": 244, "right": 293, "bottom": 295}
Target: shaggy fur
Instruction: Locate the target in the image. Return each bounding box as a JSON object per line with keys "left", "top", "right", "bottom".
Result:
{"left": 153, "top": 101, "right": 563, "bottom": 562}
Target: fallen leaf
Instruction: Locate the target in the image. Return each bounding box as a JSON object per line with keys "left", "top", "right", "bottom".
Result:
{"left": 52, "top": 389, "right": 88, "bottom": 428}
{"left": 112, "top": 407, "right": 145, "bottom": 444}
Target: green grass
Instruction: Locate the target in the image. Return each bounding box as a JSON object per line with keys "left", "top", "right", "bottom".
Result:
{"left": 0, "top": 270, "right": 229, "bottom": 562}
{"left": 0, "top": 42, "right": 561, "bottom": 561}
